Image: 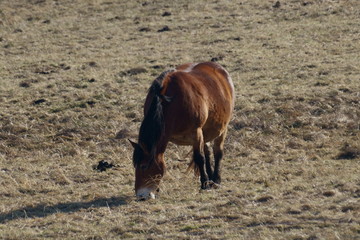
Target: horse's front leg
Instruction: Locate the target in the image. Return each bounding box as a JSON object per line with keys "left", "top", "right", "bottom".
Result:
{"left": 193, "top": 128, "right": 212, "bottom": 189}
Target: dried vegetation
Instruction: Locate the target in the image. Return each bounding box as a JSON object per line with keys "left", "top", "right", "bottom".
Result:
{"left": 0, "top": 0, "right": 359, "bottom": 239}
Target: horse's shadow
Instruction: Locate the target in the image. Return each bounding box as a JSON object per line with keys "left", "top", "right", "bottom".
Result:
{"left": 0, "top": 196, "right": 130, "bottom": 224}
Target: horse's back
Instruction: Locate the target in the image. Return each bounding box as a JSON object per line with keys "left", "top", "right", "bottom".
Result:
{"left": 162, "top": 62, "right": 234, "bottom": 144}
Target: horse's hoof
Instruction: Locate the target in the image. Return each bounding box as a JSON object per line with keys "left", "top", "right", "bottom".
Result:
{"left": 200, "top": 180, "right": 219, "bottom": 190}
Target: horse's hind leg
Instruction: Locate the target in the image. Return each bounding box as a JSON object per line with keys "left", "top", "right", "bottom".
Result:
{"left": 212, "top": 129, "right": 227, "bottom": 185}
{"left": 204, "top": 143, "right": 213, "bottom": 180}
{"left": 193, "top": 128, "right": 211, "bottom": 189}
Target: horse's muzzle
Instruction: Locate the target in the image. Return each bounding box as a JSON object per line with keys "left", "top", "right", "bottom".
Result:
{"left": 136, "top": 188, "right": 156, "bottom": 201}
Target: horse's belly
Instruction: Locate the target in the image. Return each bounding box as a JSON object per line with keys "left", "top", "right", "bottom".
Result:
{"left": 169, "top": 125, "right": 224, "bottom": 146}
{"left": 169, "top": 134, "right": 194, "bottom": 146}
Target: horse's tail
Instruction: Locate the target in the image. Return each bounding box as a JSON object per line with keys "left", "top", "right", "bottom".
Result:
{"left": 186, "top": 160, "right": 200, "bottom": 176}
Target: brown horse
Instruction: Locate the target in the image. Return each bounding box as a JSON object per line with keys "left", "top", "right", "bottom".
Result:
{"left": 129, "top": 62, "right": 234, "bottom": 200}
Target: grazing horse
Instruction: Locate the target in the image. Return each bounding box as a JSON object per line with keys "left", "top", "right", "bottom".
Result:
{"left": 129, "top": 62, "right": 234, "bottom": 200}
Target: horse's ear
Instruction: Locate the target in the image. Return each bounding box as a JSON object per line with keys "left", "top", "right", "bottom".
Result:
{"left": 128, "top": 139, "right": 138, "bottom": 148}
{"left": 129, "top": 139, "right": 149, "bottom": 154}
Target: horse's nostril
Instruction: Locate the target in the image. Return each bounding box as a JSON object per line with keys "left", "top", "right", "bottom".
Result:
{"left": 137, "top": 197, "right": 147, "bottom": 201}
{"left": 136, "top": 193, "right": 148, "bottom": 201}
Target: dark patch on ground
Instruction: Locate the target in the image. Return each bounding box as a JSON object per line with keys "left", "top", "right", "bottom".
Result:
{"left": 158, "top": 26, "right": 171, "bottom": 32}
{"left": 119, "top": 67, "right": 147, "bottom": 76}
{"left": 256, "top": 195, "right": 274, "bottom": 203}
{"left": 32, "top": 99, "right": 46, "bottom": 105}
{"left": 93, "top": 160, "right": 115, "bottom": 172}
{"left": 336, "top": 143, "right": 360, "bottom": 160}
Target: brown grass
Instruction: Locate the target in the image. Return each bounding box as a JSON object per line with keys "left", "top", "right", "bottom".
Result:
{"left": 1, "top": 0, "right": 360, "bottom": 239}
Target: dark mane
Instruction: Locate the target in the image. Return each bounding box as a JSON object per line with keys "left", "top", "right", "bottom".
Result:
{"left": 154, "top": 68, "right": 175, "bottom": 85}
{"left": 134, "top": 69, "right": 174, "bottom": 167}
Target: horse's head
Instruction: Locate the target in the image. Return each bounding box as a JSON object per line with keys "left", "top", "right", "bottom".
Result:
{"left": 129, "top": 140, "right": 165, "bottom": 200}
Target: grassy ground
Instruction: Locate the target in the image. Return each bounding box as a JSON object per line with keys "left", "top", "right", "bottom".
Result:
{"left": 1, "top": 0, "right": 359, "bottom": 239}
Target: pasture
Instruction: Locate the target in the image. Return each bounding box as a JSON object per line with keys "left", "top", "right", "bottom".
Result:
{"left": 1, "top": 0, "right": 359, "bottom": 239}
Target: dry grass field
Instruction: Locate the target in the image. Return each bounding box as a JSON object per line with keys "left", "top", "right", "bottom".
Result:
{"left": 1, "top": 0, "right": 360, "bottom": 239}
